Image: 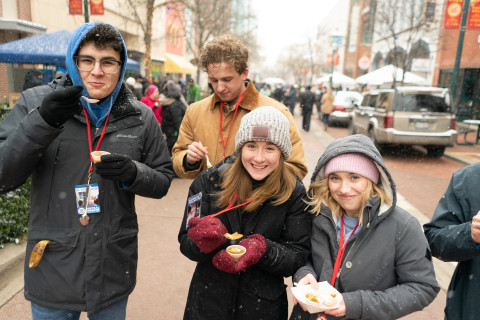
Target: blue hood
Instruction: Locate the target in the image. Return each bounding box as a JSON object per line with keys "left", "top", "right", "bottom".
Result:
{"left": 66, "top": 23, "right": 127, "bottom": 127}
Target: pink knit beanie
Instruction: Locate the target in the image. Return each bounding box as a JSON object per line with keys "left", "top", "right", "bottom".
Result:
{"left": 324, "top": 153, "right": 379, "bottom": 184}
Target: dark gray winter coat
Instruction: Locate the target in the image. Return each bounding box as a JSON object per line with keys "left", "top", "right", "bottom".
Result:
{"left": 424, "top": 162, "right": 480, "bottom": 320}
{"left": 178, "top": 155, "right": 311, "bottom": 320}
{"left": 290, "top": 134, "right": 439, "bottom": 320}
{"left": 0, "top": 76, "right": 174, "bottom": 315}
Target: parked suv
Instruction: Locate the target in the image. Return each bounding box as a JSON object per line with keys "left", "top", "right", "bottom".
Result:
{"left": 349, "top": 86, "right": 457, "bottom": 158}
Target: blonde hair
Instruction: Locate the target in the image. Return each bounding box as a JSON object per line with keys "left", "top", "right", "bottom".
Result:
{"left": 215, "top": 152, "right": 297, "bottom": 212}
{"left": 307, "top": 177, "right": 390, "bottom": 225}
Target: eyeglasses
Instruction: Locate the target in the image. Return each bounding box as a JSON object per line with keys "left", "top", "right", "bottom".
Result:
{"left": 74, "top": 56, "right": 122, "bottom": 74}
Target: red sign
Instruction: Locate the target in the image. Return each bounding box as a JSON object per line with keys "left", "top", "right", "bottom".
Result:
{"left": 468, "top": 0, "right": 480, "bottom": 29}
{"left": 327, "top": 54, "right": 340, "bottom": 67}
{"left": 69, "top": 0, "right": 83, "bottom": 15}
{"left": 165, "top": 3, "right": 184, "bottom": 55}
{"left": 444, "top": 0, "right": 463, "bottom": 29}
{"left": 90, "top": 0, "right": 104, "bottom": 15}
{"left": 358, "top": 56, "right": 371, "bottom": 70}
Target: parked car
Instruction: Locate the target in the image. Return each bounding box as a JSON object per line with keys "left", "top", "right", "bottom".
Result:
{"left": 328, "top": 91, "right": 363, "bottom": 126}
{"left": 349, "top": 86, "right": 457, "bottom": 158}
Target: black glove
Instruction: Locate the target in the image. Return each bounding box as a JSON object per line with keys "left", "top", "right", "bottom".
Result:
{"left": 94, "top": 153, "right": 137, "bottom": 184}
{"left": 39, "top": 85, "right": 83, "bottom": 127}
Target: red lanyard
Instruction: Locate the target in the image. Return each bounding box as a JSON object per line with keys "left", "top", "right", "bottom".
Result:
{"left": 83, "top": 106, "right": 110, "bottom": 172}
{"left": 210, "top": 192, "right": 252, "bottom": 218}
{"left": 219, "top": 90, "right": 245, "bottom": 158}
{"left": 330, "top": 214, "right": 359, "bottom": 286}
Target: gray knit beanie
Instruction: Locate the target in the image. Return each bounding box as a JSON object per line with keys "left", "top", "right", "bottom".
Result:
{"left": 235, "top": 106, "right": 291, "bottom": 159}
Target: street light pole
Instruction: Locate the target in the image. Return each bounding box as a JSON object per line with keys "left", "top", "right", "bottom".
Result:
{"left": 450, "top": 0, "right": 471, "bottom": 110}
{"left": 84, "top": 0, "right": 90, "bottom": 23}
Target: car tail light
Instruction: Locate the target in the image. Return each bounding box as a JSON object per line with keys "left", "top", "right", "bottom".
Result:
{"left": 450, "top": 114, "right": 456, "bottom": 130}
{"left": 333, "top": 105, "right": 346, "bottom": 112}
{"left": 384, "top": 112, "right": 394, "bottom": 128}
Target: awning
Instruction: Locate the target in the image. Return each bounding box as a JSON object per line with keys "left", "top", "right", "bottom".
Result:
{"left": 0, "top": 18, "right": 46, "bottom": 34}
{"left": 165, "top": 53, "right": 196, "bottom": 75}
{"left": 0, "top": 30, "right": 139, "bottom": 71}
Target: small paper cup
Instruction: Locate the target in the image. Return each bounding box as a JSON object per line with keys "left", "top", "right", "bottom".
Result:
{"left": 91, "top": 151, "right": 110, "bottom": 163}
{"left": 226, "top": 245, "right": 246, "bottom": 261}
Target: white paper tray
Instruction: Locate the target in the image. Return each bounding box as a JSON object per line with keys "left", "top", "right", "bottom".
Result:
{"left": 291, "top": 281, "right": 342, "bottom": 314}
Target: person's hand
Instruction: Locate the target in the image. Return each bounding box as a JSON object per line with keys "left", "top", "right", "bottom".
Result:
{"left": 212, "top": 234, "right": 266, "bottom": 273}
{"left": 325, "top": 296, "right": 346, "bottom": 318}
{"left": 39, "top": 85, "right": 83, "bottom": 127}
{"left": 472, "top": 211, "right": 480, "bottom": 244}
{"left": 94, "top": 153, "right": 137, "bottom": 184}
{"left": 186, "top": 141, "right": 208, "bottom": 165}
{"left": 187, "top": 217, "right": 227, "bottom": 253}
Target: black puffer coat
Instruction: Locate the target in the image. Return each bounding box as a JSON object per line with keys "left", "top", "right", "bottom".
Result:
{"left": 178, "top": 155, "right": 311, "bottom": 320}
{"left": 160, "top": 97, "right": 186, "bottom": 154}
{"left": 0, "top": 76, "right": 174, "bottom": 315}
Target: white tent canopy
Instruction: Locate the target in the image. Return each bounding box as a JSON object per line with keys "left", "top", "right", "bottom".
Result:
{"left": 314, "top": 72, "right": 357, "bottom": 89}
{"left": 261, "top": 77, "right": 285, "bottom": 86}
{"left": 356, "top": 65, "right": 426, "bottom": 86}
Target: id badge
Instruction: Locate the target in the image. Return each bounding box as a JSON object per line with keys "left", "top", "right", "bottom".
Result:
{"left": 186, "top": 192, "right": 202, "bottom": 229}
{"left": 75, "top": 184, "right": 101, "bottom": 215}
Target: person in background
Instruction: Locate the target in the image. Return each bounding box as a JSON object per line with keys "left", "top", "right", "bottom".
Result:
{"left": 160, "top": 80, "right": 186, "bottom": 154}
{"left": 259, "top": 83, "right": 271, "bottom": 97}
{"left": 272, "top": 84, "right": 284, "bottom": 103}
{"left": 290, "top": 134, "right": 439, "bottom": 320}
{"left": 126, "top": 76, "right": 142, "bottom": 100}
{"left": 23, "top": 69, "right": 43, "bottom": 91}
{"left": 320, "top": 87, "right": 334, "bottom": 131}
{"left": 171, "top": 34, "right": 307, "bottom": 180}
{"left": 299, "top": 85, "right": 315, "bottom": 132}
{"left": 141, "top": 84, "right": 162, "bottom": 126}
{"left": 0, "top": 22, "right": 174, "bottom": 319}
{"left": 424, "top": 163, "right": 480, "bottom": 320}
{"left": 179, "top": 106, "right": 311, "bottom": 320}
{"left": 286, "top": 84, "right": 297, "bottom": 115}
{"left": 187, "top": 78, "right": 201, "bottom": 104}
{"left": 315, "top": 85, "right": 324, "bottom": 119}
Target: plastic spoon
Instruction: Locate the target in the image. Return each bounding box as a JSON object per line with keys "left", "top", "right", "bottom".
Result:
{"left": 81, "top": 96, "right": 100, "bottom": 104}
{"left": 198, "top": 141, "right": 212, "bottom": 168}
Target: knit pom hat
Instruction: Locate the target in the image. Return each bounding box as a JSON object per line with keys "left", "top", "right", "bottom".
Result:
{"left": 235, "top": 106, "right": 291, "bottom": 159}
{"left": 324, "top": 153, "right": 379, "bottom": 184}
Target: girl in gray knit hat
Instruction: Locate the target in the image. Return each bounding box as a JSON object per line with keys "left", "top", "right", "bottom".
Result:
{"left": 178, "top": 106, "right": 311, "bottom": 320}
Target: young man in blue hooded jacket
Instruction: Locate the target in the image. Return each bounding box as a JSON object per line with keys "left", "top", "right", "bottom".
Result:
{"left": 0, "top": 23, "right": 174, "bottom": 319}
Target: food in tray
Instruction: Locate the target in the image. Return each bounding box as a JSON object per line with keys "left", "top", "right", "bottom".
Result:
{"left": 224, "top": 232, "right": 243, "bottom": 240}
{"left": 226, "top": 246, "right": 245, "bottom": 254}
{"left": 305, "top": 293, "right": 320, "bottom": 303}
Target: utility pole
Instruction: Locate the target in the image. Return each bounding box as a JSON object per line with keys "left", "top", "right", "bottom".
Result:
{"left": 84, "top": 0, "right": 90, "bottom": 23}
{"left": 450, "top": 0, "right": 471, "bottom": 110}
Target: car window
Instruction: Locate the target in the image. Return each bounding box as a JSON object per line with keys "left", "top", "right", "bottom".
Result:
{"left": 393, "top": 93, "right": 450, "bottom": 112}
{"left": 364, "top": 94, "right": 378, "bottom": 108}
{"left": 378, "top": 93, "right": 391, "bottom": 110}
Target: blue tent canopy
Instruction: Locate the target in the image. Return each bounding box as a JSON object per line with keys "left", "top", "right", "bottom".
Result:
{"left": 0, "top": 30, "right": 139, "bottom": 71}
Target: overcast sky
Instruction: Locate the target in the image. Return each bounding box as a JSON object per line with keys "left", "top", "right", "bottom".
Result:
{"left": 252, "top": 0, "right": 340, "bottom": 65}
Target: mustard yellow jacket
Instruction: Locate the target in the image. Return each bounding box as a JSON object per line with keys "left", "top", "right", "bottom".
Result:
{"left": 172, "top": 81, "right": 307, "bottom": 179}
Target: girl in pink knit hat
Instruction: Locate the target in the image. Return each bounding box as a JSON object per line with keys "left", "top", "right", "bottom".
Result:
{"left": 290, "top": 134, "right": 439, "bottom": 320}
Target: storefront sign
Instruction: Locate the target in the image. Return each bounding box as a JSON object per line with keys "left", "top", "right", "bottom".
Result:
{"left": 69, "top": 0, "right": 83, "bottom": 15}
{"left": 468, "top": 0, "right": 480, "bottom": 29}
{"left": 358, "top": 56, "right": 371, "bottom": 70}
{"left": 90, "top": 0, "right": 104, "bottom": 15}
{"left": 444, "top": 0, "right": 463, "bottom": 29}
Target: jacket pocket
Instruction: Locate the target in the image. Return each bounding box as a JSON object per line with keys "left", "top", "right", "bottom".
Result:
{"left": 243, "top": 271, "right": 286, "bottom": 301}
{"left": 27, "top": 228, "right": 80, "bottom": 251}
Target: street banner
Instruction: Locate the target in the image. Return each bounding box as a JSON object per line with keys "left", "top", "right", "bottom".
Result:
{"left": 468, "top": 0, "right": 480, "bottom": 29}
{"left": 166, "top": 3, "right": 184, "bottom": 55}
{"left": 444, "top": 0, "right": 463, "bottom": 29}
{"left": 327, "top": 54, "right": 339, "bottom": 67}
{"left": 90, "top": 0, "right": 104, "bottom": 15}
{"left": 69, "top": 0, "right": 83, "bottom": 15}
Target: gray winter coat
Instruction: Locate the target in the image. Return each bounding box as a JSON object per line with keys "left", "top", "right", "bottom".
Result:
{"left": 424, "top": 162, "right": 480, "bottom": 320}
{"left": 290, "top": 134, "right": 439, "bottom": 320}
{"left": 0, "top": 76, "right": 174, "bottom": 315}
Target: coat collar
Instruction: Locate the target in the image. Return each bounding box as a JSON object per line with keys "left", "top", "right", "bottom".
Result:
{"left": 209, "top": 79, "right": 259, "bottom": 111}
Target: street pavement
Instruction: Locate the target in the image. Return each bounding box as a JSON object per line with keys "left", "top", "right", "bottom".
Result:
{"left": 0, "top": 109, "right": 478, "bottom": 319}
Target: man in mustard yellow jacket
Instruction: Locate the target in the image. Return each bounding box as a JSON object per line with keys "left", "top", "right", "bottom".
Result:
{"left": 171, "top": 35, "right": 307, "bottom": 179}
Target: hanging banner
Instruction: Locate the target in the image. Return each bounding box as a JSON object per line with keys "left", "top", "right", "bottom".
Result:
{"left": 327, "top": 54, "right": 340, "bottom": 67}
{"left": 468, "top": 0, "right": 480, "bottom": 29}
{"left": 444, "top": 0, "right": 463, "bottom": 29}
{"left": 165, "top": 3, "right": 184, "bottom": 55}
{"left": 90, "top": 0, "right": 104, "bottom": 15}
{"left": 69, "top": 0, "right": 83, "bottom": 15}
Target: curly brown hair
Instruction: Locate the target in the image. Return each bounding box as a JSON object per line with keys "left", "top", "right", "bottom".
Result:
{"left": 199, "top": 34, "right": 248, "bottom": 74}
